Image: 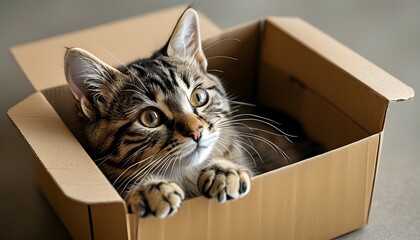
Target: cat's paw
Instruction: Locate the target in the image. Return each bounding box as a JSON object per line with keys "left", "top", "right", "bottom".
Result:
{"left": 126, "top": 180, "right": 185, "bottom": 219}
{"left": 198, "top": 163, "right": 251, "bottom": 203}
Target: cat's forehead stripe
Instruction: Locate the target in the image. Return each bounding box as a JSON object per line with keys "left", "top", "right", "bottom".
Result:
{"left": 124, "top": 55, "right": 228, "bottom": 118}
{"left": 181, "top": 73, "right": 191, "bottom": 89}
{"left": 129, "top": 64, "right": 147, "bottom": 78}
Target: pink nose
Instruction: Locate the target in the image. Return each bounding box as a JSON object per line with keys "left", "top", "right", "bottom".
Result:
{"left": 175, "top": 114, "right": 203, "bottom": 142}
{"left": 190, "top": 127, "right": 203, "bottom": 142}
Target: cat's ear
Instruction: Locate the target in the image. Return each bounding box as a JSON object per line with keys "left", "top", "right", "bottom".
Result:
{"left": 64, "top": 47, "right": 121, "bottom": 120}
{"left": 166, "top": 8, "right": 207, "bottom": 71}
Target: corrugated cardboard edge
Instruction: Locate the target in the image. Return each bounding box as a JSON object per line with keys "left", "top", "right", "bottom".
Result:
{"left": 266, "top": 17, "right": 414, "bottom": 102}
{"left": 34, "top": 156, "right": 130, "bottom": 239}
{"left": 10, "top": 5, "right": 221, "bottom": 92}
{"left": 8, "top": 92, "right": 131, "bottom": 239}
{"left": 365, "top": 131, "right": 383, "bottom": 224}
{"left": 8, "top": 92, "right": 122, "bottom": 204}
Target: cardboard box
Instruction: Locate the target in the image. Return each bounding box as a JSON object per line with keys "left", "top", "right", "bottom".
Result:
{"left": 8, "top": 6, "right": 414, "bottom": 240}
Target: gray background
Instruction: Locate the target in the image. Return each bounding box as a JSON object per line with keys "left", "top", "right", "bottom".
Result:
{"left": 1, "top": 0, "right": 419, "bottom": 239}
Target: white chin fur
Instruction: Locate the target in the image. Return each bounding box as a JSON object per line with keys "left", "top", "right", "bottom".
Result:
{"left": 182, "top": 131, "right": 219, "bottom": 167}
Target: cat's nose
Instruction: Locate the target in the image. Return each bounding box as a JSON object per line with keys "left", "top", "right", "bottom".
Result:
{"left": 189, "top": 127, "right": 203, "bottom": 142}
{"left": 175, "top": 114, "right": 203, "bottom": 142}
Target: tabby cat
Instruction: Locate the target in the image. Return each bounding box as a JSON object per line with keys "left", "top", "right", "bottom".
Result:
{"left": 64, "top": 8, "right": 315, "bottom": 219}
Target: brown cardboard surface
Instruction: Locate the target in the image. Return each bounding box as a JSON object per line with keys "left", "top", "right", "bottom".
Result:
{"left": 266, "top": 17, "right": 414, "bottom": 102}
{"left": 10, "top": 6, "right": 221, "bottom": 91}
{"left": 34, "top": 158, "right": 92, "bottom": 239}
{"left": 8, "top": 92, "right": 121, "bottom": 204}
{"left": 7, "top": 6, "right": 414, "bottom": 240}
{"left": 258, "top": 61, "right": 369, "bottom": 150}
{"left": 129, "top": 134, "right": 380, "bottom": 240}
{"left": 201, "top": 20, "right": 261, "bottom": 103}
{"left": 90, "top": 203, "right": 130, "bottom": 240}
{"left": 262, "top": 18, "right": 414, "bottom": 135}
{"left": 35, "top": 155, "right": 131, "bottom": 240}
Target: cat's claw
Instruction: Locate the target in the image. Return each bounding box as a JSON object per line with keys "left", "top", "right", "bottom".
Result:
{"left": 126, "top": 180, "right": 185, "bottom": 219}
{"left": 198, "top": 164, "right": 251, "bottom": 203}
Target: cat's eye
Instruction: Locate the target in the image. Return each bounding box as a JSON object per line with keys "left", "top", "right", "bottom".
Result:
{"left": 139, "top": 108, "right": 161, "bottom": 128}
{"left": 191, "top": 88, "right": 209, "bottom": 108}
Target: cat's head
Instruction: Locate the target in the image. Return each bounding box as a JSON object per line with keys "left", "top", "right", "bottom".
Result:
{"left": 64, "top": 8, "right": 232, "bottom": 171}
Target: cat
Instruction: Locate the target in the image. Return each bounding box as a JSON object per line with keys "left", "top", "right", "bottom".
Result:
{"left": 64, "top": 7, "right": 323, "bottom": 219}
{"left": 64, "top": 8, "right": 252, "bottom": 219}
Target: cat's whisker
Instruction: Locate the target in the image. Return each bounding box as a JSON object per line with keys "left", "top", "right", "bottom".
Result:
{"left": 93, "top": 153, "right": 112, "bottom": 165}
{"left": 120, "top": 162, "right": 159, "bottom": 193}
{"left": 212, "top": 117, "right": 225, "bottom": 126}
{"left": 114, "top": 154, "right": 157, "bottom": 188}
{"left": 164, "top": 149, "right": 182, "bottom": 177}
{"left": 231, "top": 113, "right": 282, "bottom": 125}
{"left": 117, "top": 153, "right": 163, "bottom": 191}
{"left": 112, "top": 155, "right": 154, "bottom": 187}
{"left": 119, "top": 145, "right": 149, "bottom": 168}
{"left": 226, "top": 92, "right": 240, "bottom": 101}
{"left": 240, "top": 131, "right": 282, "bottom": 153}
{"left": 119, "top": 157, "right": 162, "bottom": 192}
{"left": 156, "top": 160, "right": 169, "bottom": 177}
{"left": 206, "top": 55, "right": 238, "bottom": 61}
{"left": 156, "top": 150, "right": 178, "bottom": 177}
{"left": 238, "top": 132, "right": 291, "bottom": 163}
{"left": 215, "top": 139, "right": 233, "bottom": 159}
{"left": 211, "top": 110, "right": 240, "bottom": 126}
{"left": 224, "top": 109, "right": 241, "bottom": 116}
{"left": 217, "top": 121, "right": 252, "bottom": 131}
{"left": 97, "top": 156, "right": 111, "bottom": 166}
{"left": 221, "top": 122, "right": 285, "bottom": 155}
{"left": 135, "top": 158, "right": 162, "bottom": 180}
{"left": 212, "top": 145, "right": 224, "bottom": 157}
{"left": 215, "top": 138, "right": 234, "bottom": 159}
{"left": 223, "top": 117, "right": 296, "bottom": 139}
{"left": 138, "top": 159, "right": 161, "bottom": 181}
{"left": 229, "top": 139, "right": 258, "bottom": 167}
{"left": 169, "top": 150, "right": 182, "bottom": 176}
{"left": 127, "top": 146, "right": 180, "bottom": 187}
{"left": 229, "top": 100, "right": 257, "bottom": 108}
{"left": 231, "top": 138, "right": 263, "bottom": 164}
{"left": 236, "top": 135, "right": 254, "bottom": 147}
{"left": 207, "top": 69, "right": 224, "bottom": 73}
{"left": 143, "top": 153, "right": 176, "bottom": 181}
{"left": 218, "top": 127, "right": 263, "bottom": 165}
{"left": 120, "top": 141, "right": 189, "bottom": 194}
{"left": 247, "top": 127, "right": 293, "bottom": 142}
{"left": 203, "top": 38, "right": 241, "bottom": 52}
{"left": 220, "top": 121, "right": 293, "bottom": 141}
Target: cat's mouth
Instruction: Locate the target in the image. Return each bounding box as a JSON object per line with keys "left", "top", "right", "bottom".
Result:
{"left": 180, "top": 133, "right": 219, "bottom": 166}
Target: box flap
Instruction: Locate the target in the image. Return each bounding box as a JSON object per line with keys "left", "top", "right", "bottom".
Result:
{"left": 10, "top": 6, "right": 221, "bottom": 91}
{"left": 8, "top": 92, "right": 123, "bottom": 204}
{"left": 260, "top": 17, "right": 414, "bottom": 134}
{"left": 266, "top": 17, "right": 414, "bottom": 102}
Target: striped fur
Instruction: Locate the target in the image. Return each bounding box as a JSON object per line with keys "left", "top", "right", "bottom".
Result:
{"left": 65, "top": 8, "right": 252, "bottom": 218}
